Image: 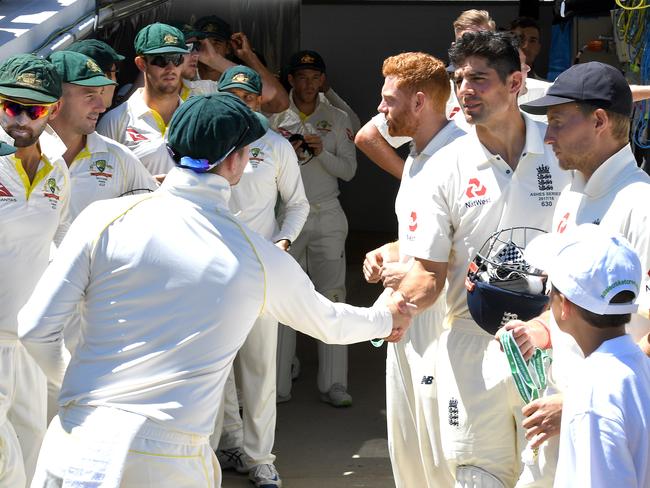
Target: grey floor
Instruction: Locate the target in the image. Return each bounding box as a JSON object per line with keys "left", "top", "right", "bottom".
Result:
{"left": 222, "top": 232, "right": 396, "bottom": 487}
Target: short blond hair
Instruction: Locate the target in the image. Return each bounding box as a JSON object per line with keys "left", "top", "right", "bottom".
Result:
{"left": 382, "top": 52, "right": 450, "bottom": 113}
{"left": 453, "top": 9, "right": 496, "bottom": 37}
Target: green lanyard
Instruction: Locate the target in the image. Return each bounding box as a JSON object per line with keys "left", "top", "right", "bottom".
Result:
{"left": 501, "top": 330, "right": 551, "bottom": 404}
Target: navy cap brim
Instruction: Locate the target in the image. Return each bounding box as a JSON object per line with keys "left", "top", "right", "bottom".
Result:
{"left": 0, "top": 141, "right": 16, "bottom": 156}
{"left": 520, "top": 94, "right": 578, "bottom": 115}
{"left": 0, "top": 86, "right": 58, "bottom": 103}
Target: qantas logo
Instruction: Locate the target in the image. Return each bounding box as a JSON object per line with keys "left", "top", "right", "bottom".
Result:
{"left": 0, "top": 181, "right": 13, "bottom": 197}
{"left": 126, "top": 128, "right": 148, "bottom": 142}
{"left": 449, "top": 106, "right": 461, "bottom": 119}
{"left": 408, "top": 211, "right": 417, "bottom": 232}
{"left": 557, "top": 212, "right": 570, "bottom": 233}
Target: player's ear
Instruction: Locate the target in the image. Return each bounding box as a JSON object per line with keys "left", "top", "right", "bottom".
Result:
{"left": 414, "top": 91, "right": 426, "bottom": 113}
{"left": 134, "top": 56, "right": 147, "bottom": 73}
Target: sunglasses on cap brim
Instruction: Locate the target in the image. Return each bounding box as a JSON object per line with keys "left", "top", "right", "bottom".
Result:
{"left": 0, "top": 97, "right": 54, "bottom": 120}
{"left": 146, "top": 54, "right": 185, "bottom": 68}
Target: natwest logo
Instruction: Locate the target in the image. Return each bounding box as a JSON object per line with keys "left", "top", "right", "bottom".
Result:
{"left": 408, "top": 211, "right": 417, "bottom": 232}
{"left": 465, "top": 178, "right": 487, "bottom": 198}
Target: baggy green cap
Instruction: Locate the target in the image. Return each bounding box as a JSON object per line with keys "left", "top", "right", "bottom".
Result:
{"left": 49, "top": 51, "right": 116, "bottom": 87}
{"left": 195, "top": 15, "right": 232, "bottom": 41}
{"left": 0, "top": 141, "right": 16, "bottom": 156}
{"left": 218, "top": 66, "right": 262, "bottom": 95}
{"left": 167, "top": 93, "right": 267, "bottom": 169}
{"left": 134, "top": 23, "right": 189, "bottom": 55}
{"left": 68, "top": 39, "right": 125, "bottom": 73}
{"left": 0, "top": 54, "right": 62, "bottom": 103}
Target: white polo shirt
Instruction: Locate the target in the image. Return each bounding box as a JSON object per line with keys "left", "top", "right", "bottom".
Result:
{"left": 67, "top": 131, "right": 158, "bottom": 220}
{"left": 395, "top": 120, "right": 466, "bottom": 260}
{"left": 401, "top": 114, "right": 570, "bottom": 321}
{"left": 548, "top": 144, "right": 650, "bottom": 389}
{"left": 229, "top": 128, "right": 309, "bottom": 241}
{"left": 270, "top": 93, "right": 357, "bottom": 204}
{"left": 97, "top": 88, "right": 178, "bottom": 175}
{"left": 18, "top": 167, "right": 392, "bottom": 435}
{"left": 554, "top": 335, "right": 650, "bottom": 488}
{"left": 0, "top": 126, "right": 70, "bottom": 339}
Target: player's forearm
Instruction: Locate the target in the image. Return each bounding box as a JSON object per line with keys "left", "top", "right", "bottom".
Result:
{"left": 380, "top": 241, "right": 400, "bottom": 263}
{"left": 396, "top": 260, "right": 445, "bottom": 311}
{"left": 630, "top": 84, "right": 650, "bottom": 102}
{"left": 355, "top": 125, "right": 404, "bottom": 180}
{"left": 273, "top": 202, "right": 309, "bottom": 243}
{"left": 639, "top": 332, "right": 650, "bottom": 357}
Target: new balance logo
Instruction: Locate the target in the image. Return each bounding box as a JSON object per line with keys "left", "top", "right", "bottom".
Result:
{"left": 421, "top": 376, "right": 434, "bottom": 385}
{"left": 449, "top": 398, "right": 459, "bottom": 427}
{"left": 0, "top": 182, "right": 13, "bottom": 197}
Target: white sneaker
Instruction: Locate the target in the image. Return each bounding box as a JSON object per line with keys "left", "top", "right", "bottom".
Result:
{"left": 216, "top": 446, "right": 249, "bottom": 473}
{"left": 249, "top": 463, "right": 282, "bottom": 487}
{"left": 321, "top": 383, "right": 352, "bottom": 407}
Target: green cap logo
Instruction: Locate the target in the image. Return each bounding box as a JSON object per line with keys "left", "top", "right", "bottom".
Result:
{"left": 232, "top": 73, "right": 249, "bottom": 83}
{"left": 16, "top": 72, "right": 42, "bottom": 88}
{"left": 86, "top": 59, "right": 102, "bottom": 73}
{"left": 164, "top": 34, "right": 179, "bottom": 45}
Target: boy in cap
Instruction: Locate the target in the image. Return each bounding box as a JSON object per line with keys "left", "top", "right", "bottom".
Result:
{"left": 67, "top": 39, "right": 125, "bottom": 109}
{"left": 0, "top": 53, "right": 71, "bottom": 486}
{"left": 495, "top": 61, "right": 650, "bottom": 469}
{"left": 523, "top": 224, "right": 650, "bottom": 487}
{"left": 193, "top": 14, "right": 289, "bottom": 113}
{"left": 19, "top": 92, "right": 414, "bottom": 488}
{"left": 270, "top": 49, "right": 358, "bottom": 407}
{"left": 97, "top": 23, "right": 189, "bottom": 176}
{"left": 211, "top": 66, "right": 308, "bottom": 487}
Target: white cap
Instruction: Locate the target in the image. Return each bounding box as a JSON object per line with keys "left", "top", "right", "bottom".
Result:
{"left": 524, "top": 224, "right": 641, "bottom": 315}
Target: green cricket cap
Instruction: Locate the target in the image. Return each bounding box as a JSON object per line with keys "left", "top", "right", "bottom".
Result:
{"left": 167, "top": 92, "right": 268, "bottom": 166}
{"left": 49, "top": 51, "right": 116, "bottom": 87}
{"left": 0, "top": 141, "right": 16, "bottom": 156}
{"left": 218, "top": 66, "right": 262, "bottom": 95}
{"left": 68, "top": 39, "right": 125, "bottom": 73}
{"left": 0, "top": 54, "right": 62, "bottom": 103}
{"left": 134, "top": 23, "right": 189, "bottom": 55}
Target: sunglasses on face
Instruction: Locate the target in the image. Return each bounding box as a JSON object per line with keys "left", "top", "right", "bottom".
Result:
{"left": 0, "top": 98, "right": 53, "bottom": 120}
{"left": 146, "top": 54, "right": 185, "bottom": 68}
{"left": 185, "top": 42, "right": 200, "bottom": 53}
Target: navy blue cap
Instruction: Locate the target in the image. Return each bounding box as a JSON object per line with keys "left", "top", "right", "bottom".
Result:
{"left": 521, "top": 62, "right": 633, "bottom": 116}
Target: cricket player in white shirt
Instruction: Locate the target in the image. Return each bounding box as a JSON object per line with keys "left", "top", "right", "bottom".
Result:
{"left": 19, "top": 92, "right": 413, "bottom": 488}
{"left": 97, "top": 23, "right": 190, "bottom": 176}
{"left": 522, "top": 224, "right": 650, "bottom": 488}
{"left": 391, "top": 32, "right": 570, "bottom": 486}
{"left": 210, "top": 65, "right": 309, "bottom": 487}
{"left": 494, "top": 62, "right": 650, "bottom": 476}
{"left": 362, "top": 52, "right": 465, "bottom": 488}
{"left": 48, "top": 50, "right": 157, "bottom": 222}
{"left": 0, "top": 54, "right": 71, "bottom": 487}
{"left": 270, "top": 50, "right": 358, "bottom": 407}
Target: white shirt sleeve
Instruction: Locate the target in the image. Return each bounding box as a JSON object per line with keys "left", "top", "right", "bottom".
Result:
{"left": 257, "top": 235, "right": 393, "bottom": 342}
{"left": 271, "top": 136, "right": 309, "bottom": 243}
{"left": 316, "top": 111, "right": 357, "bottom": 182}
{"left": 96, "top": 107, "right": 125, "bottom": 144}
{"left": 370, "top": 113, "right": 412, "bottom": 149}
{"left": 18, "top": 206, "right": 97, "bottom": 388}
{"left": 323, "top": 88, "right": 361, "bottom": 133}
{"left": 117, "top": 144, "right": 159, "bottom": 194}
{"left": 555, "top": 412, "right": 637, "bottom": 488}
{"left": 53, "top": 171, "right": 72, "bottom": 246}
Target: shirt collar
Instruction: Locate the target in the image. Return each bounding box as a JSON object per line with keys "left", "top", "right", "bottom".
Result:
{"left": 468, "top": 112, "right": 545, "bottom": 170}
{"left": 581, "top": 144, "right": 636, "bottom": 198}
{"left": 592, "top": 334, "right": 642, "bottom": 358}
{"left": 410, "top": 120, "right": 461, "bottom": 159}
{"left": 129, "top": 87, "right": 183, "bottom": 119}
{"left": 289, "top": 89, "right": 321, "bottom": 117}
{"left": 160, "top": 167, "right": 232, "bottom": 210}
{"left": 40, "top": 125, "right": 67, "bottom": 163}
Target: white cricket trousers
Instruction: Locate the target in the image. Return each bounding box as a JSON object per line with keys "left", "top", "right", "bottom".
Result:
{"left": 32, "top": 407, "right": 220, "bottom": 487}
{"left": 276, "top": 199, "right": 348, "bottom": 397}
{"left": 0, "top": 340, "right": 46, "bottom": 487}
{"left": 211, "top": 312, "right": 278, "bottom": 466}
{"left": 435, "top": 318, "right": 558, "bottom": 487}
{"left": 386, "top": 298, "right": 454, "bottom": 488}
